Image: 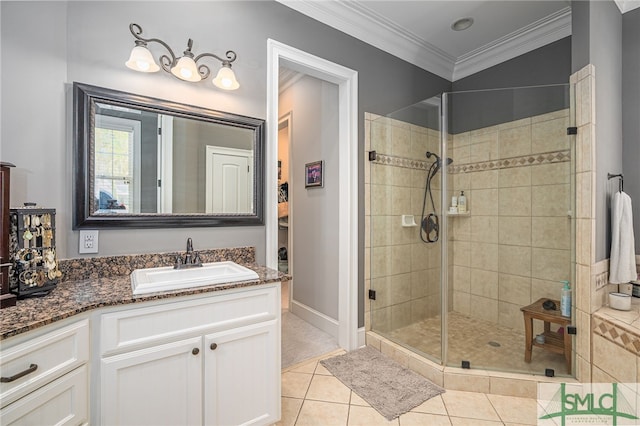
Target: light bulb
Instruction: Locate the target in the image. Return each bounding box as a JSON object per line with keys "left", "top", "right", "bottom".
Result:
{"left": 125, "top": 45, "right": 159, "bottom": 73}
{"left": 171, "top": 56, "right": 201, "bottom": 82}
{"left": 212, "top": 66, "right": 240, "bottom": 90}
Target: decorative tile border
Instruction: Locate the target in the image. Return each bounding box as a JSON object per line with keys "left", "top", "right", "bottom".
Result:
{"left": 593, "top": 315, "right": 640, "bottom": 356}
{"left": 449, "top": 150, "right": 571, "bottom": 174}
{"left": 370, "top": 153, "right": 429, "bottom": 170}
{"left": 595, "top": 270, "right": 610, "bottom": 290}
{"left": 371, "top": 150, "right": 571, "bottom": 173}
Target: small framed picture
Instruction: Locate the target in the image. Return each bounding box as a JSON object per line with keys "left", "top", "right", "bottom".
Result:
{"left": 305, "top": 160, "right": 324, "bottom": 188}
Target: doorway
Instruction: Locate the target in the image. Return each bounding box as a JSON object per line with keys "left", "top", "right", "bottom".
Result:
{"left": 266, "top": 40, "right": 360, "bottom": 354}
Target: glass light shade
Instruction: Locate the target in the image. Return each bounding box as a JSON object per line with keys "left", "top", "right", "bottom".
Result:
{"left": 171, "top": 56, "right": 201, "bottom": 82}
{"left": 212, "top": 66, "right": 240, "bottom": 90}
{"left": 125, "top": 46, "right": 160, "bottom": 72}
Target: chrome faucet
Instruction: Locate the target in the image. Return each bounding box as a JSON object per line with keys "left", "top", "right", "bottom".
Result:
{"left": 174, "top": 237, "right": 203, "bottom": 269}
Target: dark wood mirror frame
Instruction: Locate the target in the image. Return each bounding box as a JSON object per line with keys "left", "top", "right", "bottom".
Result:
{"left": 73, "top": 82, "right": 265, "bottom": 229}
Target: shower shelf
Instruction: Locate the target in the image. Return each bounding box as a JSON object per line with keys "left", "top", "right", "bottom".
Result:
{"left": 447, "top": 211, "right": 470, "bottom": 216}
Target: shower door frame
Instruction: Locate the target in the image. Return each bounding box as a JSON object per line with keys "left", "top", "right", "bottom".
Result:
{"left": 439, "top": 93, "right": 449, "bottom": 366}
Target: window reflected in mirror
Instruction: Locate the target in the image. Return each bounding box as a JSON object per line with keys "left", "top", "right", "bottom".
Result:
{"left": 93, "top": 103, "right": 254, "bottom": 216}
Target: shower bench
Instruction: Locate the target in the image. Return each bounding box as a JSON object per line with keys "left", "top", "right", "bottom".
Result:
{"left": 521, "top": 298, "right": 572, "bottom": 374}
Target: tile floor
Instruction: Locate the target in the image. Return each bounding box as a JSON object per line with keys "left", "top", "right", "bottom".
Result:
{"left": 386, "top": 311, "right": 569, "bottom": 376}
{"left": 278, "top": 350, "right": 540, "bottom": 425}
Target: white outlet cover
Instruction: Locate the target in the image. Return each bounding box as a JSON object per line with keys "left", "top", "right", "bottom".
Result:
{"left": 79, "top": 230, "right": 99, "bottom": 254}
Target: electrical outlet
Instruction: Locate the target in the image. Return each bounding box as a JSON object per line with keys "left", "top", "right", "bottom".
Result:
{"left": 79, "top": 230, "right": 99, "bottom": 254}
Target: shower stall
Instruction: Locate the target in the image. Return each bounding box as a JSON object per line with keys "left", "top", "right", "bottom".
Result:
{"left": 368, "top": 84, "right": 576, "bottom": 377}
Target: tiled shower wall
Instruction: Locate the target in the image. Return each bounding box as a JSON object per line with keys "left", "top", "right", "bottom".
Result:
{"left": 365, "top": 108, "right": 574, "bottom": 336}
{"left": 365, "top": 114, "right": 444, "bottom": 333}
{"left": 449, "top": 109, "right": 573, "bottom": 332}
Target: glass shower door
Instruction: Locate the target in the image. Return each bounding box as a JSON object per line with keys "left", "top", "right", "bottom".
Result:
{"left": 368, "top": 97, "right": 444, "bottom": 364}
{"left": 443, "top": 84, "right": 576, "bottom": 376}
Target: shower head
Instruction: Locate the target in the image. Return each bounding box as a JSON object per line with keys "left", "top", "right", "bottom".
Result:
{"left": 426, "top": 152, "right": 453, "bottom": 172}
{"left": 426, "top": 152, "right": 453, "bottom": 165}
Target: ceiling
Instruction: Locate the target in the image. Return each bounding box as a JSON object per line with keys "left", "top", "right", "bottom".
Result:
{"left": 277, "top": 0, "right": 640, "bottom": 82}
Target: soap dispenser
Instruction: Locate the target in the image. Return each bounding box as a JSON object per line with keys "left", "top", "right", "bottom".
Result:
{"left": 560, "top": 280, "right": 571, "bottom": 317}
{"left": 457, "top": 191, "right": 467, "bottom": 213}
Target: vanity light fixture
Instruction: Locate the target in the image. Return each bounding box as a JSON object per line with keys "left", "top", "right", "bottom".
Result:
{"left": 125, "top": 23, "right": 240, "bottom": 90}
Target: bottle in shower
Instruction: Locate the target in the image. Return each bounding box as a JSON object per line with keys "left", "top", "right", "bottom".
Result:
{"left": 458, "top": 191, "right": 467, "bottom": 213}
{"left": 560, "top": 280, "right": 571, "bottom": 317}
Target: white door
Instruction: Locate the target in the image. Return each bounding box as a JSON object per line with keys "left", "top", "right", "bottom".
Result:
{"left": 101, "top": 337, "right": 202, "bottom": 426}
{"left": 206, "top": 146, "right": 253, "bottom": 214}
{"left": 204, "top": 321, "right": 279, "bottom": 426}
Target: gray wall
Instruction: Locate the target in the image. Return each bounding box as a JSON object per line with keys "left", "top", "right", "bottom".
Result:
{"left": 280, "top": 75, "right": 340, "bottom": 320}
{"left": 571, "top": 0, "right": 624, "bottom": 261}
{"left": 1, "top": 1, "right": 449, "bottom": 269}
{"left": 1, "top": 1, "right": 449, "bottom": 329}
{"left": 450, "top": 37, "right": 572, "bottom": 134}
{"left": 622, "top": 8, "right": 640, "bottom": 254}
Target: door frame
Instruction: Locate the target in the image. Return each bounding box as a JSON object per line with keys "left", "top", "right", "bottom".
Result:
{"left": 266, "top": 39, "right": 359, "bottom": 350}
{"left": 278, "top": 112, "right": 293, "bottom": 312}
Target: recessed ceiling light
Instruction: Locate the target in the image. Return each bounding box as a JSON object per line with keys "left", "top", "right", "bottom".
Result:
{"left": 451, "top": 17, "right": 474, "bottom": 31}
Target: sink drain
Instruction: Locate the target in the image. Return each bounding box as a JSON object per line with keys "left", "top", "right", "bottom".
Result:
{"left": 488, "top": 341, "right": 501, "bottom": 347}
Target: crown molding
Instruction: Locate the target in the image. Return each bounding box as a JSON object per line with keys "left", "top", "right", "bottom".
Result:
{"left": 278, "top": 67, "right": 305, "bottom": 94}
{"left": 276, "top": 0, "right": 455, "bottom": 80}
{"left": 277, "top": 1, "right": 571, "bottom": 82}
{"left": 452, "top": 7, "right": 572, "bottom": 81}
{"left": 614, "top": 0, "right": 640, "bottom": 13}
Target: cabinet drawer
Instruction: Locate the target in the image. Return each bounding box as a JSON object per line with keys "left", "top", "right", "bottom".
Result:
{"left": 101, "top": 284, "right": 278, "bottom": 355}
{"left": 0, "top": 365, "right": 88, "bottom": 426}
{"left": 0, "top": 319, "right": 89, "bottom": 408}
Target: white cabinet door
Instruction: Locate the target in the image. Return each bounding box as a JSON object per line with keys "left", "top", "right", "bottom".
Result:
{"left": 0, "top": 365, "right": 88, "bottom": 426}
{"left": 101, "top": 337, "right": 203, "bottom": 426}
{"left": 204, "top": 320, "right": 279, "bottom": 426}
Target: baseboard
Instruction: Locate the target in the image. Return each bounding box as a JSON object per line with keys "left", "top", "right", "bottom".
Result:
{"left": 291, "top": 300, "right": 339, "bottom": 339}
{"left": 357, "top": 327, "right": 366, "bottom": 348}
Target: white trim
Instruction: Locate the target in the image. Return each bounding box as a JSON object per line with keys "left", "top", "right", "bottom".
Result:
{"left": 267, "top": 39, "right": 359, "bottom": 351}
{"left": 278, "top": 112, "right": 293, "bottom": 312}
{"left": 277, "top": 0, "right": 453, "bottom": 80}
{"left": 94, "top": 115, "right": 141, "bottom": 213}
{"left": 357, "top": 327, "right": 366, "bottom": 348}
{"left": 453, "top": 7, "right": 572, "bottom": 81}
{"left": 159, "top": 115, "right": 173, "bottom": 214}
{"left": 615, "top": 0, "right": 640, "bottom": 13}
{"left": 276, "top": 1, "right": 572, "bottom": 82}
{"left": 278, "top": 69, "right": 305, "bottom": 95}
{"left": 291, "top": 300, "right": 339, "bottom": 339}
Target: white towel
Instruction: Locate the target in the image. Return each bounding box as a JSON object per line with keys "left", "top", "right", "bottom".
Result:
{"left": 609, "top": 191, "right": 637, "bottom": 283}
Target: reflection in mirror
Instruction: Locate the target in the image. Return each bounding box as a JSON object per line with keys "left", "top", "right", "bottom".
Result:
{"left": 73, "top": 82, "right": 264, "bottom": 228}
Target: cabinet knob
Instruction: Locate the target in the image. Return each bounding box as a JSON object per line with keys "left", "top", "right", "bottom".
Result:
{"left": 192, "top": 348, "right": 200, "bottom": 355}
{"left": 210, "top": 343, "right": 218, "bottom": 350}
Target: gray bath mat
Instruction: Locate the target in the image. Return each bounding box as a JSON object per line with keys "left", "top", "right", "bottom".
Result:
{"left": 320, "top": 346, "right": 445, "bottom": 420}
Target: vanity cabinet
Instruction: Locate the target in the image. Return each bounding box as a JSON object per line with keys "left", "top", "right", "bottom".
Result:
{"left": 0, "top": 319, "right": 89, "bottom": 425}
{"left": 99, "top": 284, "right": 280, "bottom": 426}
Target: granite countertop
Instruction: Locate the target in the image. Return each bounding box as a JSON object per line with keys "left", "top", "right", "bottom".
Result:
{"left": 1, "top": 247, "right": 290, "bottom": 341}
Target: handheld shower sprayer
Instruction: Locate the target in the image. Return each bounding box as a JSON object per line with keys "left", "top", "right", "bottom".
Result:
{"left": 426, "top": 151, "right": 453, "bottom": 175}
{"left": 420, "top": 151, "right": 453, "bottom": 243}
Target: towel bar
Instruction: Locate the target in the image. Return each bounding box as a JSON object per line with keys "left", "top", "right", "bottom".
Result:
{"left": 607, "top": 173, "right": 624, "bottom": 192}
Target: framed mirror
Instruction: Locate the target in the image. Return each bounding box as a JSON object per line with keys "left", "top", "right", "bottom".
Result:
{"left": 73, "top": 82, "right": 264, "bottom": 228}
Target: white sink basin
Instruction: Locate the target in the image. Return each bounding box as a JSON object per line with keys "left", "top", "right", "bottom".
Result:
{"left": 131, "top": 261, "right": 259, "bottom": 295}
